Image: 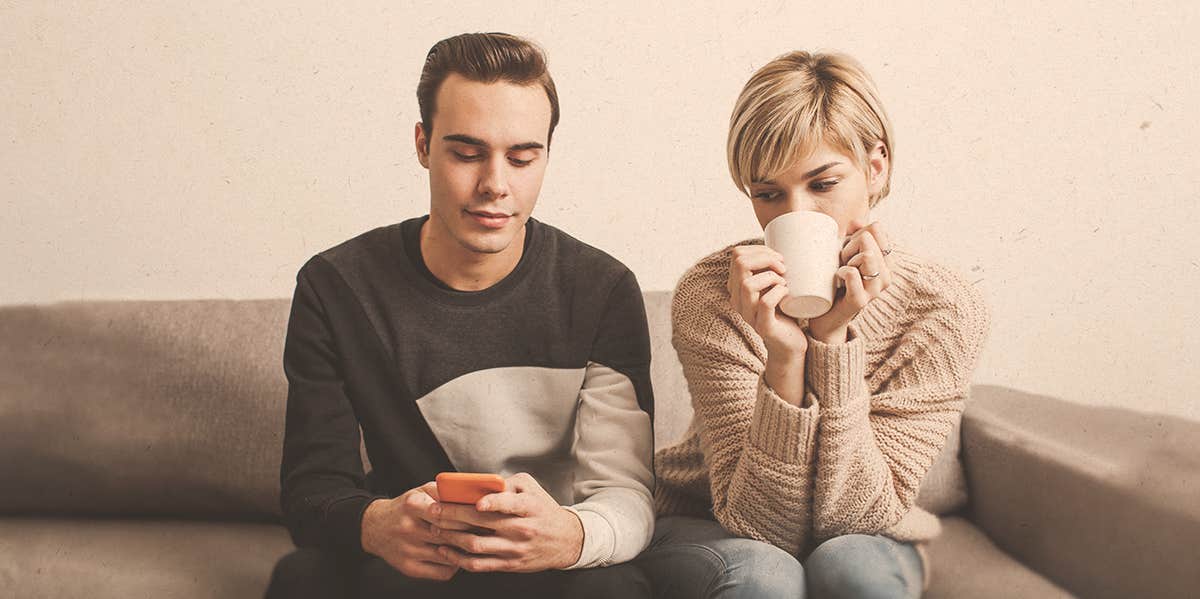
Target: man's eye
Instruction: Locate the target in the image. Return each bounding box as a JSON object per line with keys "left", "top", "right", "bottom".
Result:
{"left": 811, "top": 179, "right": 839, "bottom": 191}
{"left": 509, "top": 157, "right": 533, "bottom": 167}
{"left": 453, "top": 152, "right": 483, "bottom": 161}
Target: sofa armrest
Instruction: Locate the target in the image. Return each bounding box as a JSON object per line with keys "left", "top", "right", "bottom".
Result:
{"left": 961, "top": 385, "right": 1200, "bottom": 599}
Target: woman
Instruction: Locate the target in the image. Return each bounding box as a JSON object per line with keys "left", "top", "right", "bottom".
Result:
{"left": 639, "top": 52, "right": 989, "bottom": 598}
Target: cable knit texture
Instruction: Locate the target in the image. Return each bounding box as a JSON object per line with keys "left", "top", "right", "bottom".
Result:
{"left": 654, "top": 239, "right": 990, "bottom": 584}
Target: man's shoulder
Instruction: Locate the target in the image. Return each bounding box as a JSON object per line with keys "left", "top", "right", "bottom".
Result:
{"left": 537, "top": 219, "right": 637, "bottom": 288}
{"left": 293, "top": 222, "right": 407, "bottom": 286}
{"left": 315, "top": 223, "right": 404, "bottom": 269}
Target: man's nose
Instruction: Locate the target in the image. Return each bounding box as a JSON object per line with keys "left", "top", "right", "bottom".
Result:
{"left": 477, "top": 157, "right": 510, "bottom": 199}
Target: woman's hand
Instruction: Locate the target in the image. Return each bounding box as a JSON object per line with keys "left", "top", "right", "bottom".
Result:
{"left": 728, "top": 245, "right": 808, "bottom": 405}
{"left": 807, "top": 219, "right": 894, "bottom": 345}
{"left": 727, "top": 245, "right": 808, "bottom": 356}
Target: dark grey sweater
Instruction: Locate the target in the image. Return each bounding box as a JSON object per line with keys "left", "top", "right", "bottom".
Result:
{"left": 280, "top": 216, "right": 655, "bottom": 569}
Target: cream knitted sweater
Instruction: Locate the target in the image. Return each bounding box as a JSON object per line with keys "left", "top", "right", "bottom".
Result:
{"left": 655, "top": 240, "right": 990, "bottom": 562}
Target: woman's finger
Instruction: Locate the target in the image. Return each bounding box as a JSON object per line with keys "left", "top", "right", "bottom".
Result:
{"left": 835, "top": 266, "right": 870, "bottom": 314}
{"left": 846, "top": 250, "right": 885, "bottom": 292}
{"left": 862, "top": 222, "right": 891, "bottom": 258}
{"left": 729, "top": 246, "right": 787, "bottom": 279}
{"left": 755, "top": 282, "right": 790, "bottom": 332}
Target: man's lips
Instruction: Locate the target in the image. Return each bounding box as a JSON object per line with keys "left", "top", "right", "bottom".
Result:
{"left": 466, "top": 209, "right": 513, "bottom": 229}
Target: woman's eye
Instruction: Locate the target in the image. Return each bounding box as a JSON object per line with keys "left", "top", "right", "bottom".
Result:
{"left": 811, "top": 179, "right": 840, "bottom": 191}
{"left": 453, "top": 152, "right": 483, "bottom": 161}
{"left": 752, "top": 190, "right": 781, "bottom": 201}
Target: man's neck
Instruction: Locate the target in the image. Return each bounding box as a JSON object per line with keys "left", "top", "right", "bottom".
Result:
{"left": 419, "top": 217, "right": 527, "bottom": 292}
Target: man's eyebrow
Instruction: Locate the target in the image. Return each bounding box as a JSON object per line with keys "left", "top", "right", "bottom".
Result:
{"left": 443, "top": 134, "right": 487, "bottom": 147}
{"left": 442, "top": 134, "right": 544, "bottom": 151}
{"left": 508, "top": 141, "right": 545, "bottom": 151}
{"left": 754, "top": 161, "right": 842, "bottom": 186}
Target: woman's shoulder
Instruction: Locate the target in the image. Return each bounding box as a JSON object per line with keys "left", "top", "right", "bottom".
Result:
{"left": 669, "top": 239, "right": 762, "bottom": 335}
{"left": 885, "top": 249, "right": 991, "bottom": 340}
{"left": 677, "top": 236, "right": 763, "bottom": 286}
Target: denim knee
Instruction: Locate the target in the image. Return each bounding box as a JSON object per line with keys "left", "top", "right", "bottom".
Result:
{"left": 710, "top": 537, "right": 805, "bottom": 599}
{"left": 805, "top": 534, "right": 920, "bottom": 599}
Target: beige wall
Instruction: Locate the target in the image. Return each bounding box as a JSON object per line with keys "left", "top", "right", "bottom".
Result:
{"left": 4, "top": 2, "right": 1198, "bottom": 421}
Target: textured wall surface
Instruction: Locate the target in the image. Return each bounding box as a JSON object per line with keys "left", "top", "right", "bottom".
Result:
{"left": 3, "top": 2, "right": 1198, "bottom": 420}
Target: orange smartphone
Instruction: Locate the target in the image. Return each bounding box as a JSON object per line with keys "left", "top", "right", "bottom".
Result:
{"left": 435, "top": 472, "right": 506, "bottom": 504}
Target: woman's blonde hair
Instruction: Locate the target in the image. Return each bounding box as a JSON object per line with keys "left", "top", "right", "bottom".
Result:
{"left": 727, "top": 51, "right": 894, "bottom": 205}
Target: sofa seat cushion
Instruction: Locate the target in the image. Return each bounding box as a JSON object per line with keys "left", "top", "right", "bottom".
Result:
{"left": 0, "top": 517, "right": 294, "bottom": 599}
{"left": 925, "top": 516, "right": 1074, "bottom": 599}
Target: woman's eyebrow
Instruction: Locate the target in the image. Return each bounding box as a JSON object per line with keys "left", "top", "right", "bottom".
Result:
{"left": 802, "top": 162, "right": 841, "bottom": 179}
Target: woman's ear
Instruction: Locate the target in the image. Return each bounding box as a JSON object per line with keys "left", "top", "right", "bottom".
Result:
{"left": 867, "top": 140, "right": 890, "bottom": 197}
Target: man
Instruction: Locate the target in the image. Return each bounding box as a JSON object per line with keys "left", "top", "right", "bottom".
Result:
{"left": 265, "top": 33, "right": 655, "bottom": 598}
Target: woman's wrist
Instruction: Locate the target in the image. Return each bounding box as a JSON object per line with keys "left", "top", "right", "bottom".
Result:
{"left": 763, "top": 346, "right": 806, "bottom": 406}
{"left": 808, "top": 324, "right": 849, "bottom": 345}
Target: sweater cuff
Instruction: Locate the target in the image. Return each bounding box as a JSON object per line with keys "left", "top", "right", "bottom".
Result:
{"left": 561, "top": 507, "right": 614, "bottom": 569}
{"left": 749, "top": 378, "right": 820, "bottom": 463}
{"left": 805, "top": 326, "right": 868, "bottom": 409}
{"left": 329, "top": 493, "right": 390, "bottom": 557}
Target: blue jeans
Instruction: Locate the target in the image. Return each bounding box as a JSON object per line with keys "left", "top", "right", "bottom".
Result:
{"left": 637, "top": 516, "right": 923, "bottom": 599}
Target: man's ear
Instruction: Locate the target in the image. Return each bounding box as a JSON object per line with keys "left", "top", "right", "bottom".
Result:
{"left": 867, "top": 140, "right": 889, "bottom": 197}
{"left": 415, "top": 122, "right": 430, "bottom": 169}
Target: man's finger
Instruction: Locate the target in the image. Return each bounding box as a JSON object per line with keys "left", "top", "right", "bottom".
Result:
{"left": 432, "top": 527, "right": 521, "bottom": 557}
{"left": 405, "top": 487, "right": 440, "bottom": 526}
{"left": 505, "top": 472, "right": 546, "bottom": 494}
{"left": 435, "top": 502, "right": 510, "bottom": 529}
{"left": 476, "top": 491, "right": 532, "bottom": 517}
{"left": 402, "top": 559, "right": 459, "bottom": 581}
{"left": 438, "top": 546, "right": 517, "bottom": 574}
{"left": 420, "top": 480, "right": 441, "bottom": 502}
{"left": 405, "top": 541, "right": 460, "bottom": 565}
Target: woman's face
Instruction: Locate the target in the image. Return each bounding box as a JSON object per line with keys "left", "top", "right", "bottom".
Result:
{"left": 746, "top": 141, "right": 888, "bottom": 237}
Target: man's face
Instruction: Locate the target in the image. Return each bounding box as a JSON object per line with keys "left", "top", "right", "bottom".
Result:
{"left": 416, "top": 73, "right": 552, "bottom": 255}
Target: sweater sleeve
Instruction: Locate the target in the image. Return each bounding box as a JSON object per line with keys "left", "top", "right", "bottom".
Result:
{"left": 670, "top": 260, "right": 822, "bottom": 555}
{"left": 279, "top": 259, "right": 388, "bottom": 557}
{"left": 807, "top": 263, "right": 990, "bottom": 541}
{"left": 565, "top": 269, "right": 656, "bottom": 569}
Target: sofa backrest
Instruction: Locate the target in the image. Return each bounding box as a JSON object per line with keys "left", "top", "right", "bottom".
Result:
{"left": 0, "top": 300, "right": 291, "bottom": 520}
{"left": 0, "top": 293, "right": 965, "bottom": 520}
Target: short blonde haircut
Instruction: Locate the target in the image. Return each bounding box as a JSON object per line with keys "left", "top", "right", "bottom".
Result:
{"left": 727, "top": 51, "right": 895, "bottom": 205}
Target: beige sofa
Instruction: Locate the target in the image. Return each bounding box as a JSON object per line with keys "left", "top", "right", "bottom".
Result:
{"left": 2, "top": 295, "right": 1197, "bottom": 598}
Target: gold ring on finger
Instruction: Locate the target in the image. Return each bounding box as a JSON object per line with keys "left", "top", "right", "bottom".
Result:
{"left": 861, "top": 271, "right": 881, "bottom": 280}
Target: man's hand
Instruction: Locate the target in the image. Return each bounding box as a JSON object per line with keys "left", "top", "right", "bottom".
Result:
{"left": 808, "top": 219, "right": 894, "bottom": 344}
{"left": 361, "top": 482, "right": 459, "bottom": 581}
{"left": 429, "top": 472, "right": 584, "bottom": 573}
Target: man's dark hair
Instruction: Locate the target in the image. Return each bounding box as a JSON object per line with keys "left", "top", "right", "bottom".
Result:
{"left": 417, "top": 32, "right": 560, "bottom": 148}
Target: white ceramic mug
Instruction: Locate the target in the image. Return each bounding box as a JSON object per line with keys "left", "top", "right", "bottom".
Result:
{"left": 763, "top": 211, "right": 841, "bottom": 319}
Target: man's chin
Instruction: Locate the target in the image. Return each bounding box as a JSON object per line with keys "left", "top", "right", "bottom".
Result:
{"left": 457, "top": 231, "right": 516, "bottom": 255}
